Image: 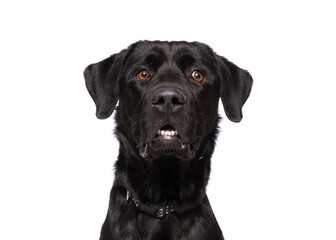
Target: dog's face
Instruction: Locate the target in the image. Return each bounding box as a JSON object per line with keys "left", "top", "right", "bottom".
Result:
{"left": 85, "top": 41, "right": 252, "bottom": 161}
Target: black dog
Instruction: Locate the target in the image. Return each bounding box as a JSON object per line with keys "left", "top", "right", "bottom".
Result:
{"left": 84, "top": 41, "right": 253, "bottom": 240}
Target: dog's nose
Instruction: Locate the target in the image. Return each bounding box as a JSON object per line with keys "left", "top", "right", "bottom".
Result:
{"left": 152, "top": 88, "right": 186, "bottom": 111}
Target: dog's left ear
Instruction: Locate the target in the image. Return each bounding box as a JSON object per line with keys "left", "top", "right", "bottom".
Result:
{"left": 84, "top": 50, "right": 127, "bottom": 119}
{"left": 217, "top": 56, "right": 253, "bottom": 122}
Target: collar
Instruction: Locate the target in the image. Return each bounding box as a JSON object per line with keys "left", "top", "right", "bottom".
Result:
{"left": 126, "top": 190, "right": 176, "bottom": 219}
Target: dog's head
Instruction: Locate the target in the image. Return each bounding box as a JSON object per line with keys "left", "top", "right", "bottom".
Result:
{"left": 84, "top": 41, "right": 252, "bottom": 161}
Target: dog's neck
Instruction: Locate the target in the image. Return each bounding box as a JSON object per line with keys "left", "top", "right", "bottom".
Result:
{"left": 113, "top": 122, "right": 218, "bottom": 213}
{"left": 113, "top": 140, "right": 216, "bottom": 215}
{"left": 116, "top": 152, "right": 210, "bottom": 202}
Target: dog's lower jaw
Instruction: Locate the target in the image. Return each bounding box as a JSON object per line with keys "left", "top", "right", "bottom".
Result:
{"left": 138, "top": 138, "right": 201, "bottom": 161}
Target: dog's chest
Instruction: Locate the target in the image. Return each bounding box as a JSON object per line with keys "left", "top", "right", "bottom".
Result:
{"left": 136, "top": 213, "right": 215, "bottom": 240}
{"left": 137, "top": 214, "right": 182, "bottom": 240}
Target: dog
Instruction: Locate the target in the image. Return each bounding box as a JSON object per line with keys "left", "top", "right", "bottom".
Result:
{"left": 84, "top": 41, "right": 253, "bottom": 240}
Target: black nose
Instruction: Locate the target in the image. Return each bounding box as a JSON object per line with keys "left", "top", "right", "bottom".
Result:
{"left": 152, "top": 88, "right": 186, "bottom": 111}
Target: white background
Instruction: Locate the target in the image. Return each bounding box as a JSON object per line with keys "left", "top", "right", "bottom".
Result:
{"left": 1, "top": 0, "right": 335, "bottom": 240}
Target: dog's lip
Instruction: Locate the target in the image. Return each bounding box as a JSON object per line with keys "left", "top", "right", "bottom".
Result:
{"left": 139, "top": 139, "right": 200, "bottom": 159}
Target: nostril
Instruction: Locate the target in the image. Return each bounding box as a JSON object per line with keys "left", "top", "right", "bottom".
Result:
{"left": 172, "top": 96, "right": 184, "bottom": 105}
{"left": 153, "top": 97, "right": 165, "bottom": 105}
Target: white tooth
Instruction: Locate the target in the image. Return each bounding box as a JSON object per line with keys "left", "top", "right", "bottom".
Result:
{"left": 175, "top": 130, "right": 178, "bottom": 135}
{"left": 161, "top": 130, "right": 165, "bottom": 136}
{"left": 166, "top": 131, "right": 171, "bottom": 136}
{"left": 158, "top": 130, "right": 161, "bottom": 135}
{"left": 171, "top": 131, "right": 175, "bottom": 136}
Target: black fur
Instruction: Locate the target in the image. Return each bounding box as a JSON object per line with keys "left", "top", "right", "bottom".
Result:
{"left": 84, "top": 41, "right": 253, "bottom": 240}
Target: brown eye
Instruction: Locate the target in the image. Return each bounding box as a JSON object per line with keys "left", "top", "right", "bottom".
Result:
{"left": 137, "top": 70, "right": 150, "bottom": 81}
{"left": 191, "top": 71, "right": 204, "bottom": 82}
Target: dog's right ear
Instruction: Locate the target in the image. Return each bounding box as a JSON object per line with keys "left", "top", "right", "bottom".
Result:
{"left": 84, "top": 50, "right": 126, "bottom": 119}
{"left": 217, "top": 56, "right": 253, "bottom": 123}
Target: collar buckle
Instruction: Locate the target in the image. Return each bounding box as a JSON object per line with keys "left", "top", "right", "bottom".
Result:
{"left": 156, "top": 205, "right": 174, "bottom": 218}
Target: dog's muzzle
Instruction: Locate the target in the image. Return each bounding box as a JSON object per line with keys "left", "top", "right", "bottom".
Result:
{"left": 138, "top": 87, "right": 200, "bottom": 160}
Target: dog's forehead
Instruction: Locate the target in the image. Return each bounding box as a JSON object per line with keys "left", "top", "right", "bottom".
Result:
{"left": 130, "top": 41, "right": 213, "bottom": 63}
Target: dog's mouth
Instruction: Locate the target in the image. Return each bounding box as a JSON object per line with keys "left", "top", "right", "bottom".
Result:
{"left": 139, "top": 124, "right": 200, "bottom": 160}
{"left": 155, "top": 124, "right": 180, "bottom": 141}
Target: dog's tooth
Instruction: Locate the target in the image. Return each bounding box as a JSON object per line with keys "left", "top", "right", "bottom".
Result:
{"left": 166, "top": 131, "right": 171, "bottom": 136}
{"left": 158, "top": 130, "right": 161, "bottom": 135}
{"left": 171, "top": 130, "right": 175, "bottom": 136}
{"left": 161, "top": 130, "right": 165, "bottom": 136}
{"left": 175, "top": 130, "right": 178, "bottom": 135}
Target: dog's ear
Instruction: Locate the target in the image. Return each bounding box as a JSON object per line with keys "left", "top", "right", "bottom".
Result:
{"left": 217, "top": 56, "right": 253, "bottom": 122}
{"left": 84, "top": 50, "right": 127, "bottom": 119}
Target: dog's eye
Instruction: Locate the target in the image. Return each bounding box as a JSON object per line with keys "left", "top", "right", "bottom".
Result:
{"left": 137, "top": 70, "right": 150, "bottom": 81}
{"left": 191, "top": 71, "right": 204, "bottom": 82}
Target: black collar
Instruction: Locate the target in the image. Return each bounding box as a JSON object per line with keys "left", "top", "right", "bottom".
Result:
{"left": 126, "top": 190, "right": 176, "bottom": 219}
